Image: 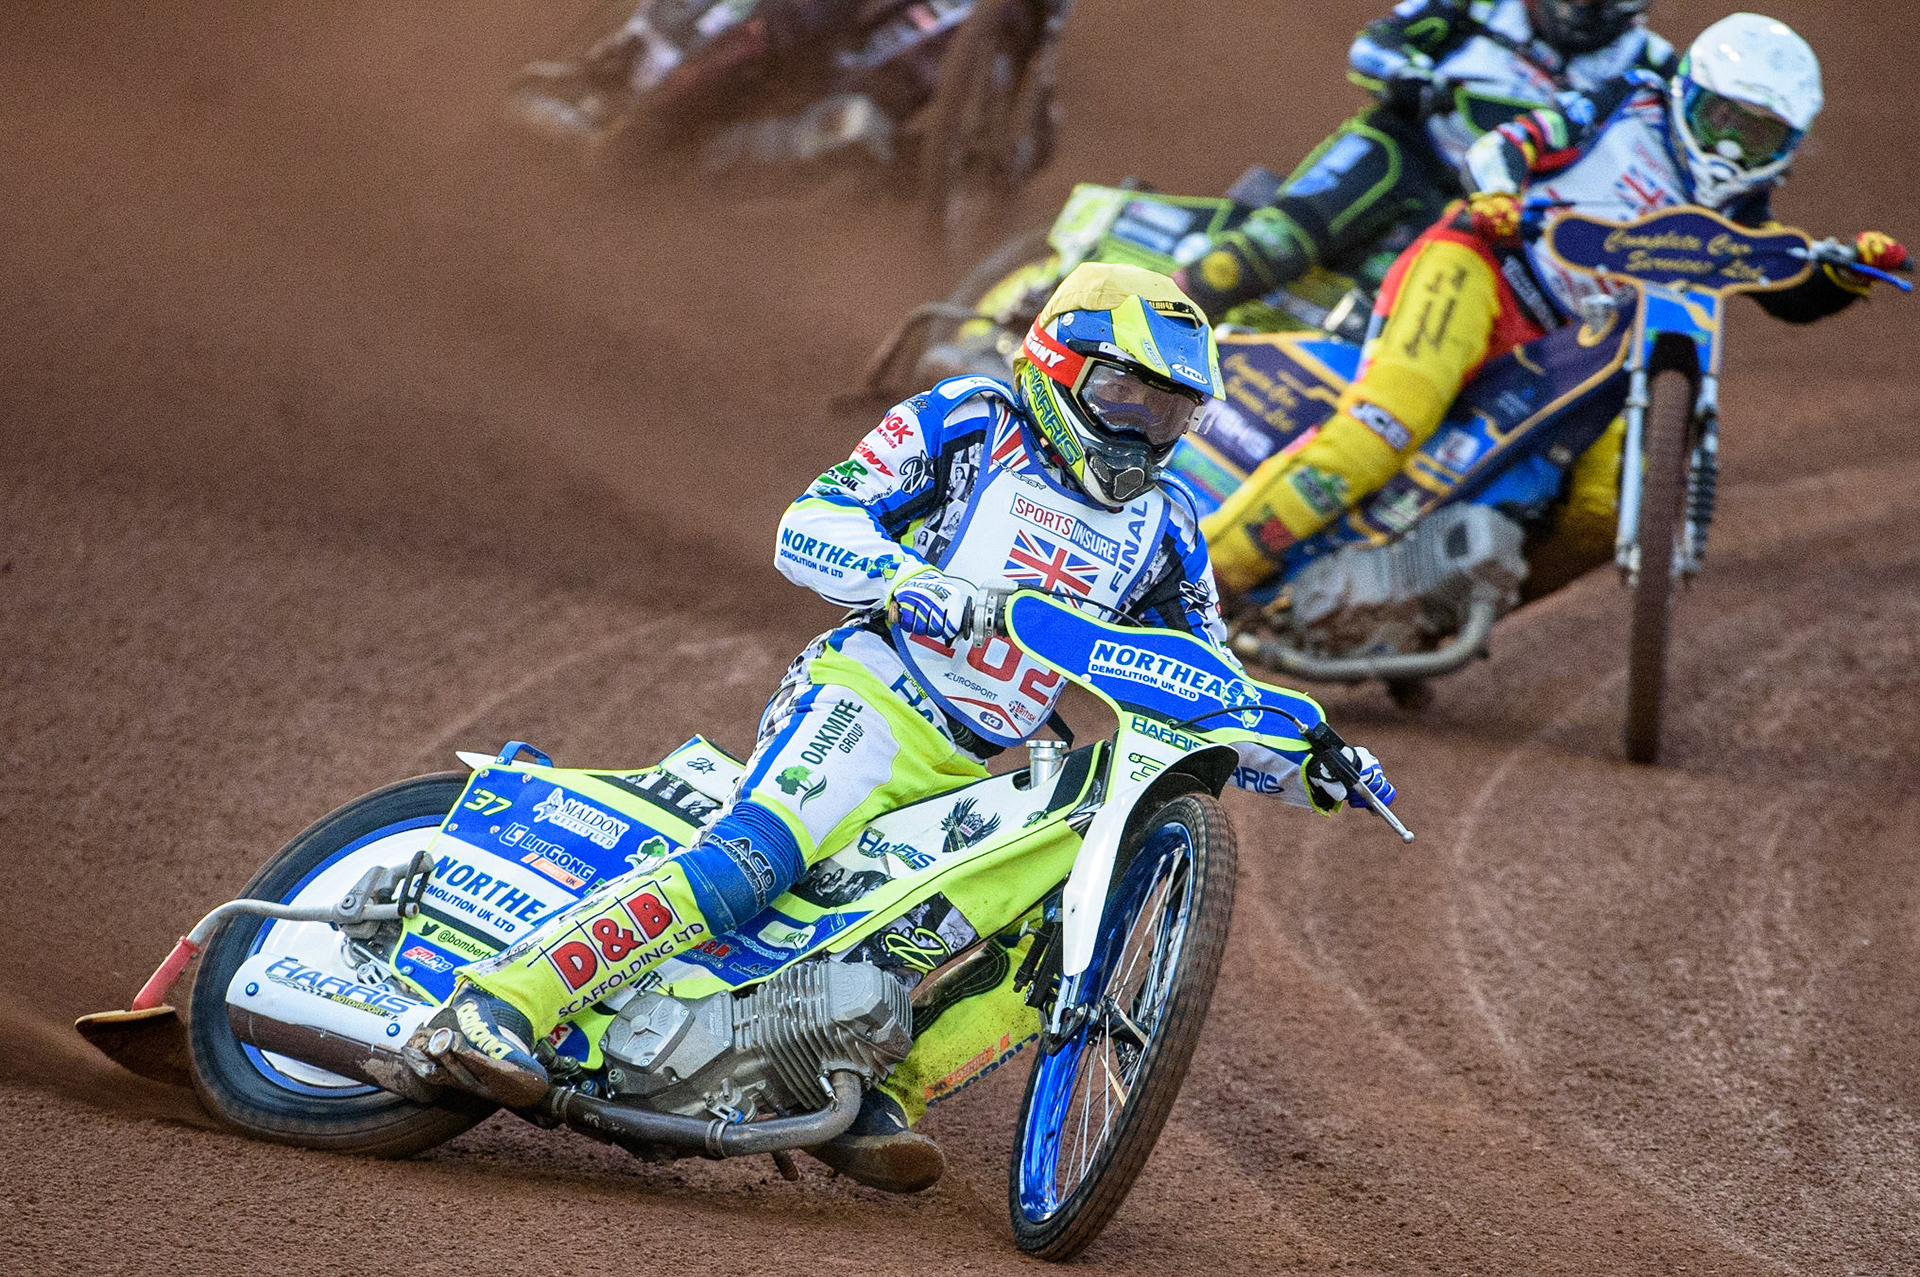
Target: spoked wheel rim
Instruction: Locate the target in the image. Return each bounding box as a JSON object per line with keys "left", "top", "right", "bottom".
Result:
{"left": 1017, "top": 823, "right": 1195, "bottom": 1221}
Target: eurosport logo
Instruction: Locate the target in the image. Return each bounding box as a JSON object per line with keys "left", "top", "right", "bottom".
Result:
{"left": 1089, "top": 640, "right": 1265, "bottom": 711}
{"left": 532, "top": 787, "right": 629, "bottom": 850}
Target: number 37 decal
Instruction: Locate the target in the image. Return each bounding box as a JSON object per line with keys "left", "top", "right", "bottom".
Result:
{"left": 463, "top": 788, "right": 512, "bottom": 817}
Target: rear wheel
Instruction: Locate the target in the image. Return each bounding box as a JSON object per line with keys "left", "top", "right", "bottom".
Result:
{"left": 863, "top": 226, "right": 1055, "bottom": 403}
{"left": 1623, "top": 369, "right": 1696, "bottom": 764}
{"left": 1009, "top": 792, "right": 1237, "bottom": 1260}
{"left": 188, "top": 773, "right": 493, "bottom": 1156}
{"left": 921, "top": 0, "right": 1055, "bottom": 256}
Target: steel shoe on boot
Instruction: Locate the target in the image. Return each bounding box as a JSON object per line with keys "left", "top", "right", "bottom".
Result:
{"left": 404, "top": 986, "right": 549, "bottom": 1108}
{"left": 803, "top": 1090, "right": 945, "bottom": 1193}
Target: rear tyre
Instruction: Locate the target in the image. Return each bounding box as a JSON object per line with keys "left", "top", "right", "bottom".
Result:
{"left": 1623, "top": 369, "right": 1695, "bottom": 764}
{"left": 922, "top": 0, "right": 1054, "bottom": 256}
{"left": 1009, "top": 792, "right": 1237, "bottom": 1260}
{"left": 188, "top": 773, "right": 493, "bottom": 1156}
{"left": 865, "top": 227, "right": 1054, "bottom": 403}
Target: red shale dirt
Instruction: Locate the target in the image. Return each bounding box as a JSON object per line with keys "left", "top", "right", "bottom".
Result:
{"left": 3, "top": 2, "right": 1917, "bottom": 1273}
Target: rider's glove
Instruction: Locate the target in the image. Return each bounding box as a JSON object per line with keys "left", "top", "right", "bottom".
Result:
{"left": 887, "top": 567, "right": 975, "bottom": 643}
{"left": 1854, "top": 230, "right": 1909, "bottom": 274}
{"left": 1306, "top": 745, "right": 1396, "bottom": 814}
{"left": 1462, "top": 191, "right": 1522, "bottom": 246}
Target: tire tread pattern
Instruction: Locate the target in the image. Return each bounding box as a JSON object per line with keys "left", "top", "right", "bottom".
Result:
{"left": 1624, "top": 369, "right": 1694, "bottom": 764}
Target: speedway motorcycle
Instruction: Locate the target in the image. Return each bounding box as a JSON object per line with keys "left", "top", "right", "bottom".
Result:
{"left": 863, "top": 191, "right": 1909, "bottom": 762}
{"left": 506, "top": 0, "right": 1073, "bottom": 248}
{"left": 77, "top": 589, "right": 1408, "bottom": 1261}
{"left": 856, "top": 170, "right": 1418, "bottom": 404}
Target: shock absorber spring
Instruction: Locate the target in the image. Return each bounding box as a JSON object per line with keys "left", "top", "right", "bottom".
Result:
{"left": 1686, "top": 429, "right": 1719, "bottom": 559}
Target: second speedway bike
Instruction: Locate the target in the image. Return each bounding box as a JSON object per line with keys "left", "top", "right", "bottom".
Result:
{"left": 866, "top": 192, "right": 1909, "bottom": 761}
{"left": 77, "top": 589, "right": 1407, "bottom": 1260}
{"left": 506, "top": 0, "right": 1074, "bottom": 249}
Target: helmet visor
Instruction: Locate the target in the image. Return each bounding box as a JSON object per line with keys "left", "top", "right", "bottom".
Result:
{"left": 1685, "top": 86, "right": 1798, "bottom": 167}
{"left": 1078, "top": 362, "right": 1205, "bottom": 448}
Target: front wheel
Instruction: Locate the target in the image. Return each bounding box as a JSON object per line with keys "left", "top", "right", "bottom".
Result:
{"left": 188, "top": 773, "right": 493, "bottom": 1156}
{"left": 1009, "top": 792, "right": 1237, "bottom": 1260}
{"left": 1623, "top": 369, "right": 1696, "bottom": 764}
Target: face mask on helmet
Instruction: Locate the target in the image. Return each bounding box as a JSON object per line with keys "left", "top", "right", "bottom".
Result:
{"left": 1528, "top": 0, "right": 1647, "bottom": 55}
{"left": 1017, "top": 264, "right": 1223, "bottom": 509}
{"left": 1019, "top": 360, "right": 1203, "bottom": 506}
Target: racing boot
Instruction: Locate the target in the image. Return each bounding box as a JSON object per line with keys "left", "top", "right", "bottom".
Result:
{"left": 803, "top": 1089, "right": 945, "bottom": 1193}
{"left": 403, "top": 984, "right": 550, "bottom": 1108}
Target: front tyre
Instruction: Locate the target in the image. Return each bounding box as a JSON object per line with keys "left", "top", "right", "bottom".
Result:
{"left": 1623, "top": 369, "right": 1695, "bottom": 764}
{"left": 188, "top": 773, "right": 493, "bottom": 1156}
{"left": 1009, "top": 793, "right": 1237, "bottom": 1260}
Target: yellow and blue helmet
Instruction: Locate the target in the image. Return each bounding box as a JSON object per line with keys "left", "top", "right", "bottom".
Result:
{"left": 1015, "top": 262, "right": 1224, "bottom": 509}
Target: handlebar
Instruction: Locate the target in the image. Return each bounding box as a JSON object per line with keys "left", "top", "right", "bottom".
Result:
{"left": 1793, "top": 238, "right": 1914, "bottom": 292}
{"left": 1302, "top": 720, "right": 1416, "bottom": 844}
{"left": 959, "top": 586, "right": 1417, "bottom": 844}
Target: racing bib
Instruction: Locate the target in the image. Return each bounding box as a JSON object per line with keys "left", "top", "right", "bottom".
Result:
{"left": 895, "top": 416, "right": 1169, "bottom": 747}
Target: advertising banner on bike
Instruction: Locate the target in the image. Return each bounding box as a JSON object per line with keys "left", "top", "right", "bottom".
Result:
{"left": 1546, "top": 207, "right": 1813, "bottom": 294}
{"left": 1170, "top": 332, "right": 1360, "bottom": 513}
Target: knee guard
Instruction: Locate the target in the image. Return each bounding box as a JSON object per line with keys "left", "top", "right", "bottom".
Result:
{"left": 460, "top": 799, "right": 808, "bottom": 1036}
{"left": 674, "top": 800, "right": 807, "bottom": 936}
{"left": 1179, "top": 207, "right": 1317, "bottom": 318}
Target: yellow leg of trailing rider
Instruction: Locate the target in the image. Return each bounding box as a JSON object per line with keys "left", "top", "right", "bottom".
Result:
{"left": 1522, "top": 414, "right": 1626, "bottom": 601}
{"left": 1202, "top": 236, "right": 1508, "bottom": 596}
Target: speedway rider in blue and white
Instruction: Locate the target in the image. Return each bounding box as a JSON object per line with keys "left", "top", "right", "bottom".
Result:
{"left": 404, "top": 262, "right": 1398, "bottom": 1192}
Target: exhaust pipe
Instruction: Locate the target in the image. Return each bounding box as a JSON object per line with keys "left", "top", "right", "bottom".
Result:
{"left": 226, "top": 952, "right": 443, "bottom": 1102}
{"left": 545, "top": 1069, "right": 863, "bottom": 1159}
{"left": 228, "top": 952, "right": 868, "bottom": 1157}
{"left": 1231, "top": 593, "right": 1500, "bottom": 683}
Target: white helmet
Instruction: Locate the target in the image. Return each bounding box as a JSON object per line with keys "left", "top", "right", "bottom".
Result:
{"left": 1669, "top": 14, "right": 1823, "bottom": 207}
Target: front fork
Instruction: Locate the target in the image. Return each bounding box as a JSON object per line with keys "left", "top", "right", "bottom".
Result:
{"left": 1613, "top": 349, "right": 1718, "bottom": 587}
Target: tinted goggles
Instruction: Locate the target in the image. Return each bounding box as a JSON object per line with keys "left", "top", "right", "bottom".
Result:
{"left": 1077, "top": 361, "right": 1205, "bottom": 448}
{"left": 1686, "top": 87, "right": 1797, "bottom": 166}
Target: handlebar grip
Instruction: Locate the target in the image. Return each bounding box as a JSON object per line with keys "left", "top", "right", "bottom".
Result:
{"left": 1847, "top": 261, "right": 1915, "bottom": 292}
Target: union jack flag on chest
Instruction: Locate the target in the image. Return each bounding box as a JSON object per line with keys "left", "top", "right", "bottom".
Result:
{"left": 1004, "top": 530, "right": 1100, "bottom": 597}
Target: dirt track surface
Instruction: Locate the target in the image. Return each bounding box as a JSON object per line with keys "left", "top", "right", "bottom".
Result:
{"left": 4, "top": 2, "right": 1918, "bottom": 1273}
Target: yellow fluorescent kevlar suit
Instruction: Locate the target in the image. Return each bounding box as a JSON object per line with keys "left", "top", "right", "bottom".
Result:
{"left": 460, "top": 628, "right": 990, "bottom": 1038}
{"left": 1203, "top": 219, "right": 1550, "bottom": 595}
